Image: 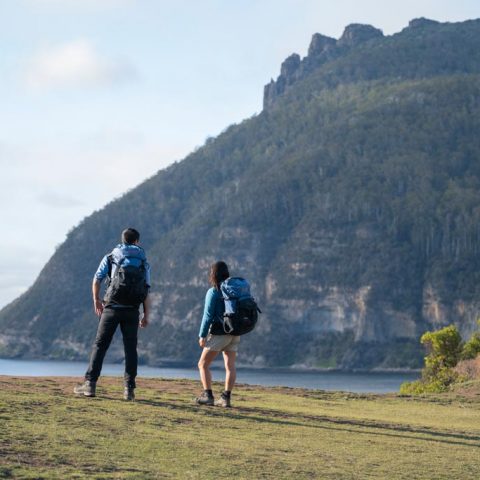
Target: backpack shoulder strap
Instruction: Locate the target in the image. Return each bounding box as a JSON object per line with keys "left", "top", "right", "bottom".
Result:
{"left": 107, "top": 254, "right": 114, "bottom": 278}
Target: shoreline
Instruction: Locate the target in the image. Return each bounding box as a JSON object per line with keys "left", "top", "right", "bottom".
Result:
{"left": 0, "top": 356, "right": 421, "bottom": 374}
{"left": 0, "top": 358, "right": 420, "bottom": 393}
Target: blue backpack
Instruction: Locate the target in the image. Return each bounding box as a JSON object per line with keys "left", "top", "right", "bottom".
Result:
{"left": 103, "top": 246, "right": 148, "bottom": 307}
{"left": 219, "top": 277, "right": 261, "bottom": 335}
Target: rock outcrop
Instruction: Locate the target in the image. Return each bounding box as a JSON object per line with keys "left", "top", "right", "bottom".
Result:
{"left": 337, "top": 24, "right": 383, "bottom": 47}
{"left": 264, "top": 23, "right": 385, "bottom": 109}
{"left": 407, "top": 17, "right": 440, "bottom": 30}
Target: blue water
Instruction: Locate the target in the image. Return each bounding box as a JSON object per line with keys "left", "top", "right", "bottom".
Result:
{"left": 0, "top": 358, "right": 418, "bottom": 393}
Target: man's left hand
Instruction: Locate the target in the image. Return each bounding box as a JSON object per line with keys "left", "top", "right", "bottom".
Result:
{"left": 140, "top": 315, "right": 149, "bottom": 328}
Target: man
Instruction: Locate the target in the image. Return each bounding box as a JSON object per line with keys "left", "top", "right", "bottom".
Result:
{"left": 74, "top": 227, "right": 151, "bottom": 401}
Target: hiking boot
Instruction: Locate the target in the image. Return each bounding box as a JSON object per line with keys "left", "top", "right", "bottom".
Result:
{"left": 195, "top": 391, "right": 214, "bottom": 406}
{"left": 124, "top": 386, "right": 135, "bottom": 401}
{"left": 215, "top": 392, "right": 231, "bottom": 408}
{"left": 74, "top": 380, "right": 96, "bottom": 397}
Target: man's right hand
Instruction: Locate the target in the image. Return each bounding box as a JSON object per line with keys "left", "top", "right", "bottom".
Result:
{"left": 94, "top": 298, "right": 104, "bottom": 317}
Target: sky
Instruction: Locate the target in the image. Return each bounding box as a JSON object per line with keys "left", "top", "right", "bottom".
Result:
{"left": 1, "top": 0, "right": 479, "bottom": 309}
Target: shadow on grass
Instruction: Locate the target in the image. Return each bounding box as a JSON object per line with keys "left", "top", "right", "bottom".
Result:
{"left": 136, "top": 398, "right": 480, "bottom": 449}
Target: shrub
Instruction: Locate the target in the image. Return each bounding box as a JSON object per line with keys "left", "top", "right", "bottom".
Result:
{"left": 400, "top": 366, "right": 459, "bottom": 394}
{"left": 400, "top": 325, "right": 462, "bottom": 394}
{"left": 462, "top": 332, "right": 480, "bottom": 360}
{"left": 461, "top": 320, "right": 480, "bottom": 360}
{"left": 420, "top": 325, "right": 463, "bottom": 368}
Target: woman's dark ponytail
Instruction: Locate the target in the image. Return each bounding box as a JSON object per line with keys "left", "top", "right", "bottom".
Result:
{"left": 209, "top": 261, "right": 230, "bottom": 290}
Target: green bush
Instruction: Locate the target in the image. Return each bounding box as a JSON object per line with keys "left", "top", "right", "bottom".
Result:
{"left": 421, "top": 325, "right": 462, "bottom": 368}
{"left": 400, "top": 325, "right": 462, "bottom": 394}
{"left": 461, "top": 320, "right": 480, "bottom": 360}
{"left": 462, "top": 332, "right": 480, "bottom": 360}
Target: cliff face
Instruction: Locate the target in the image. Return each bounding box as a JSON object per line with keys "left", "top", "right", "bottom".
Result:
{"left": 1, "top": 18, "right": 480, "bottom": 369}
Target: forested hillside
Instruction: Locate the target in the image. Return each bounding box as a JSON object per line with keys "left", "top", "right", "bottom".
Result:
{"left": 1, "top": 18, "right": 480, "bottom": 369}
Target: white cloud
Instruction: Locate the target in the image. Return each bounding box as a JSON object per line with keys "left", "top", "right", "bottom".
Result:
{"left": 37, "top": 191, "right": 84, "bottom": 208}
{"left": 25, "top": 39, "right": 137, "bottom": 91}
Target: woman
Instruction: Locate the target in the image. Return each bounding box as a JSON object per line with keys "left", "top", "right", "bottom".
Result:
{"left": 196, "top": 261, "right": 240, "bottom": 407}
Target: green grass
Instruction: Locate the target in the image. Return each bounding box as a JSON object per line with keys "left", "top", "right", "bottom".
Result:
{"left": 1, "top": 376, "right": 479, "bottom": 479}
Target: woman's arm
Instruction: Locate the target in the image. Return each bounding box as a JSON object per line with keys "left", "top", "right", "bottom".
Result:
{"left": 198, "top": 289, "right": 217, "bottom": 339}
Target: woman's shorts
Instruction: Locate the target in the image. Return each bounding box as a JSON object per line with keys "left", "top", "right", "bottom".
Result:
{"left": 205, "top": 334, "right": 240, "bottom": 352}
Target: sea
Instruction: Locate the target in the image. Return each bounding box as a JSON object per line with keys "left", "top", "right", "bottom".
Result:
{"left": 0, "top": 358, "right": 419, "bottom": 393}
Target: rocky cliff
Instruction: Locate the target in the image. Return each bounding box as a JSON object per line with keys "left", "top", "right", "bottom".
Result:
{"left": 264, "top": 23, "right": 384, "bottom": 108}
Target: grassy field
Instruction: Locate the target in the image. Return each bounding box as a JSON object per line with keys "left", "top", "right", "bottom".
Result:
{"left": 1, "top": 376, "right": 479, "bottom": 479}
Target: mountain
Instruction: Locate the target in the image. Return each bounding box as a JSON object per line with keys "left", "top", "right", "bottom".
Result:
{"left": 2, "top": 18, "right": 480, "bottom": 370}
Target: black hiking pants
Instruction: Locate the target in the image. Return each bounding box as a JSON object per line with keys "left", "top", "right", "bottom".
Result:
{"left": 85, "top": 307, "right": 139, "bottom": 388}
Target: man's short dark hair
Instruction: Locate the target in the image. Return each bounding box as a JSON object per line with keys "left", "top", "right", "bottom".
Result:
{"left": 122, "top": 228, "right": 140, "bottom": 245}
